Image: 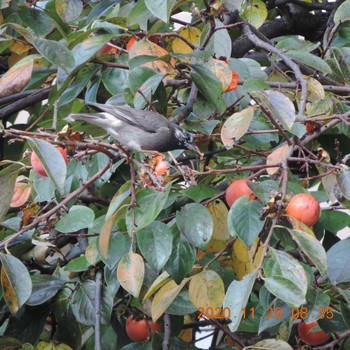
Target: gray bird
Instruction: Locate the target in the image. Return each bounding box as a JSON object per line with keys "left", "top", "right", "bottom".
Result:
{"left": 68, "top": 102, "right": 201, "bottom": 154}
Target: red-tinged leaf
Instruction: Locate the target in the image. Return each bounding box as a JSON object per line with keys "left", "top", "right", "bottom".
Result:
{"left": 10, "top": 179, "right": 32, "bottom": 208}
{"left": 0, "top": 56, "right": 34, "bottom": 97}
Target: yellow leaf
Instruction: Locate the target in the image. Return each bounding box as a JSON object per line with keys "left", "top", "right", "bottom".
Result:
{"left": 232, "top": 238, "right": 263, "bottom": 280}
{"left": 117, "top": 251, "right": 144, "bottom": 297}
{"left": 204, "top": 58, "right": 232, "bottom": 92}
{"left": 266, "top": 143, "right": 291, "bottom": 175}
{"left": 151, "top": 278, "right": 189, "bottom": 322}
{"left": 287, "top": 217, "right": 316, "bottom": 238}
{"left": 189, "top": 270, "right": 225, "bottom": 310}
{"left": 10, "top": 41, "right": 32, "bottom": 55}
{"left": 1, "top": 264, "right": 19, "bottom": 314}
{"left": 98, "top": 211, "right": 117, "bottom": 259}
{"left": 171, "top": 26, "right": 201, "bottom": 55}
{"left": 206, "top": 200, "right": 231, "bottom": 252}
{"left": 143, "top": 271, "right": 171, "bottom": 301}
{"left": 85, "top": 238, "right": 99, "bottom": 265}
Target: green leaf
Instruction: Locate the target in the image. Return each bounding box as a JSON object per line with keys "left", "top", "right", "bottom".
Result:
{"left": 128, "top": 66, "right": 157, "bottom": 94}
{"left": 71, "top": 280, "right": 113, "bottom": 325}
{"left": 165, "top": 229, "right": 196, "bottom": 284}
{"left": 18, "top": 6, "right": 54, "bottom": 37}
{"left": 56, "top": 205, "right": 95, "bottom": 233}
{"left": 221, "top": 106, "right": 255, "bottom": 147}
{"left": 166, "top": 290, "right": 197, "bottom": 315}
{"left": 64, "top": 255, "right": 91, "bottom": 272}
{"left": 328, "top": 48, "right": 350, "bottom": 84}
{"left": 285, "top": 228, "right": 327, "bottom": 275}
{"left": 241, "top": 0, "right": 268, "bottom": 28}
{"left": 134, "top": 73, "right": 164, "bottom": 110}
{"left": 304, "top": 289, "right": 331, "bottom": 324}
{"left": 27, "top": 138, "right": 67, "bottom": 195}
{"left": 144, "top": 0, "right": 176, "bottom": 23}
{"left": 0, "top": 253, "right": 32, "bottom": 314}
{"left": 27, "top": 275, "right": 64, "bottom": 306}
{"left": 70, "top": 34, "right": 113, "bottom": 73}
{"left": 334, "top": 0, "right": 350, "bottom": 24}
{"left": 251, "top": 90, "right": 295, "bottom": 131}
{"left": 176, "top": 203, "right": 214, "bottom": 250}
{"left": 86, "top": 0, "right": 118, "bottom": 24}
{"left": 98, "top": 232, "right": 130, "bottom": 269}
{"left": 33, "top": 38, "right": 75, "bottom": 72}
{"left": 190, "top": 64, "right": 226, "bottom": 116}
{"left": 263, "top": 248, "right": 307, "bottom": 306}
{"left": 55, "top": 0, "right": 83, "bottom": 22}
{"left": 137, "top": 221, "right": 173, "bottom": 270}
{"left": 126, "top": 187, "right": 170, "bottom": 232}
{"left": 127, "top": 0, "right": 152, "bottom": 31}
{"left": 200, "top": 19, "right": 232, "bottom": 58}
{"left": 327, "top": 237, "right": 350, "bottom": 284}
{"left": 259, "top": 299, "right": 292, "bottom": 333}
{"left": 223, "top": 270, "right": 257, "bottom": 332}
{"left": 337, "top": 165, "right": 350, "bottom": 200}
{"left": 59, "top": 63, "right": 100, "bottom": 106}
{"left": 243, "top": 78, "right": 270, "bottom": 93}
{"left": 227, "top": 196, "right": 264, "bottom": 246}
{"left": 318, "top": 210, "right": 350, "bottom": 234}
{"left": 264, "top": 276, "right": 306, "bottom": 306}
{"left": 286, "top": 50, "right": 332, "bottom": 74}
{"left": 0, "top": 163, "right": 22, "bottom": 222}
{"left": 183, "top": 185, "right": 219, "bottom": 203}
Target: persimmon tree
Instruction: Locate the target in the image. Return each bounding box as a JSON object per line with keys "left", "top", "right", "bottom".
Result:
{"left": 0, "top": 0, "right": 350, "bottom": 349}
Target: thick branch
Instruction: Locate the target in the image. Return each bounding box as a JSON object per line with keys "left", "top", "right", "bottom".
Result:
{"left": 0, "top": 88, "right": 52, "bottom": 120}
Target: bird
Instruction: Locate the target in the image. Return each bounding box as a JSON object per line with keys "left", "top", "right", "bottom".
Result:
{"left": 67, "top": 102, "right": 201, "bottom": 154}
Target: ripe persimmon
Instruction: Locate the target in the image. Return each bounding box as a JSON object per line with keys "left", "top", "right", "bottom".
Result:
{"left": 126, "top": 316, "right": 161, "bottom": 342}
{"left": 154, "top": 155, "right": 167, "bottom": 176}
{"left": 31, "top": 147, "right": 68, "bottom": 177}
{"left": 298, "top": 321, "right": 331, "bottom": 346}
{"left": 225, "top": 178, "right": 255, "bottom": 207}
{"left": 286, "top": 193, "right": 320, "bottom": 226}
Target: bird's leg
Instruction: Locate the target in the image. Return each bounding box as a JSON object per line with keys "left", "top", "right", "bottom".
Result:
{"left": 116, "top": 144, "right": 133, "bottom": 163}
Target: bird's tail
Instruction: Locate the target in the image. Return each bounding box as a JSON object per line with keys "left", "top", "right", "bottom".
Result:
{"left": 66, "top": 113, "right": 111, "bottom": 129}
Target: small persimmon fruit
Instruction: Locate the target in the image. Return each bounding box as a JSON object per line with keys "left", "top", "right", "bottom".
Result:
{"left": 286, "top": 193, "right": 320, "bottom": 226}
{"left": 225, "top": 70, "right": 239, "bottom": 92}
{"left": 31, "top": 147, "right": 68, "bottom": 177}
{"left": 225, "top": 178, "right": 255, "bottom": 207}
{"left": 126, "top": 316, "right": 161, "bottom": 342}
{"left": 154, "top": 155, "right": 167, "bottom": 176}
{"left": 298, "top": 321, "right": 331, "bottom": 346}
{"left": 97, "top": 43, "right": 118, "bottom": 57}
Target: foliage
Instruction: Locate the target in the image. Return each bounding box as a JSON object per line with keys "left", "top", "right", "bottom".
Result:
{"left": 0, "top": 0, "right": 350, "bottom": 349}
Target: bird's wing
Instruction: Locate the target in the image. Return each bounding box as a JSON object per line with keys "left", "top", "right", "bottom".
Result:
{"left": 87, "top": 102, "right": 170, "bottom": 134}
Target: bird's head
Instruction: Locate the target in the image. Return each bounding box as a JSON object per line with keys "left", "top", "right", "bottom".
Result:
{"left": 173, "top": 124, "right": 202, "bottom": 155}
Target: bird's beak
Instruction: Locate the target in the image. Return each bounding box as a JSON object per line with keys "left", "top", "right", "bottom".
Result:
{"left": 187, "top": 143, "right": 203, "bottom": 157}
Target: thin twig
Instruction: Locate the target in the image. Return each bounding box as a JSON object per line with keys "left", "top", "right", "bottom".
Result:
{"left": 242, "top": 25, "right": 308, "bottom": 115}
{"left": 94, "top": 269, "right": 103, "bottom": 350}
{"left": 162, "top": 314, "right": 171, "bottom": 350}
{"left": 0, "top": 160, "right": 112, "bottom": 248}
